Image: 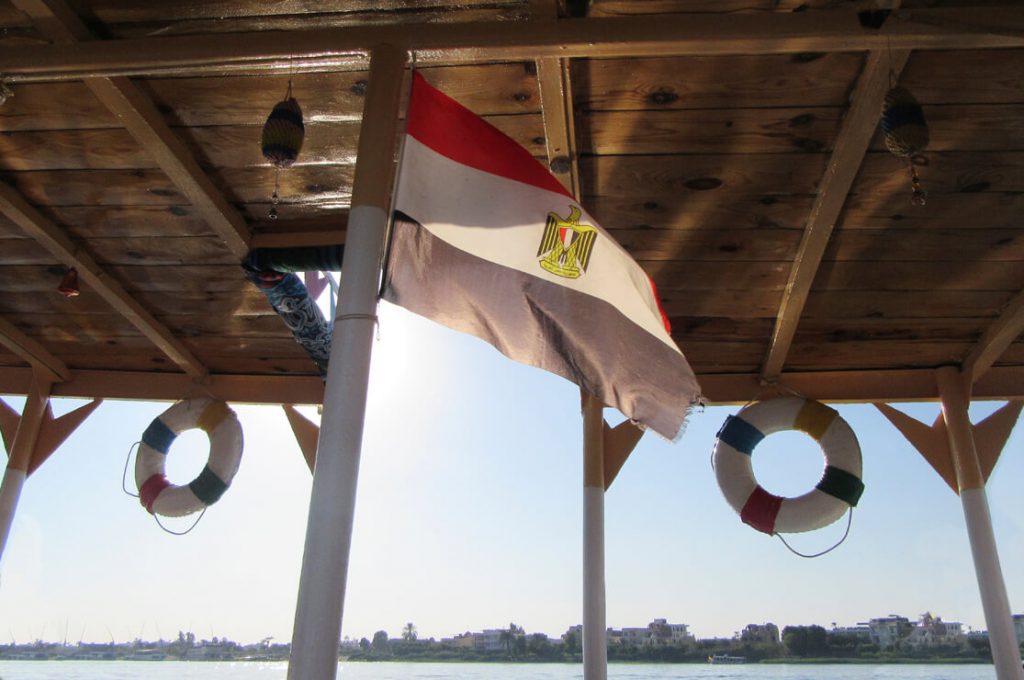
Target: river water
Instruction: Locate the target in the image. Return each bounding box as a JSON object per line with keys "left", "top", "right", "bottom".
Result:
{"left": 0, "top": 661, "right": 997, "bottom": 680}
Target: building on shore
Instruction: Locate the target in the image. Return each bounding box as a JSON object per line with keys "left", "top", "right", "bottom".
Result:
{"left": 741, "top": 623, "right": 781, "bottom": 645}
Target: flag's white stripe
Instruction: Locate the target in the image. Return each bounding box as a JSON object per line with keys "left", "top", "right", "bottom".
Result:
{"left": 397, "top": 137, "right": 679, "bottom": 352}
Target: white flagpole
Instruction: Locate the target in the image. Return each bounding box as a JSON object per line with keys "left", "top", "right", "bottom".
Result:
{"left": 581, "top": 390, "right": 608, "bottom": 680}
{"left": 936, "top": 367, "right": 1024, "bottom": 680}
{"left": 0, "top": 374, "right": 52, "bottom": 564}
{"left": 287, "top": 44, "right": 407, "bottom": 680}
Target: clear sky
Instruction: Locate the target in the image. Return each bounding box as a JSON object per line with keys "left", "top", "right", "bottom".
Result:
{"left": 1, "top": 301, "right": 1021, "bottom": 646}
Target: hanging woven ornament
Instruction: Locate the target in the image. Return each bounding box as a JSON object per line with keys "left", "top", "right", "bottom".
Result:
{"left": 881, "top": 85, "right": 929, "bottom": 206}
{"left": 261, "top": 82, "right": 305, "bottom": 219}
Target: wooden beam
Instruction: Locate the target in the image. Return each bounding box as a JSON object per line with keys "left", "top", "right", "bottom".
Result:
{"left": 0, "top": 8, "right": 1020, "bottom": 82}
{"left": 532, "top": 0, "right": 580, "bottom": 198}
{"left": 0, "top": 367, "right": 324, "bottom": 405}
{"left": 0, "top": 315, "right": 69, "bottom": 383}
{"left": 963, "top": 289, "right": 1024, "bottom": 384}
{"left": 11, "top": 0, "right": 252, "bottom": 260}
{"left": 761, "top": 48, "right": 910, "bottom": 380}
{"left": 0, "top": 184, "right": 208, "bottom": 379}
{"left": 250, "top": 216, "right": 348, "bottom": 249}
{"left": 698, "top": 366, "right": 1024, "bottom": 405}
{"left": 0, "top": 365, "right": 1021, "bottom": 406}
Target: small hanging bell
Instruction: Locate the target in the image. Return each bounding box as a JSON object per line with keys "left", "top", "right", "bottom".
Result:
{"left": 57, "top": 267, "right": 80, "bottom": 297}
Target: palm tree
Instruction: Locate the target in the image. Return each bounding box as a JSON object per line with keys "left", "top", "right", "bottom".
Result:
{"left": 401, "top": 622, "right": 417, "bottom": 641}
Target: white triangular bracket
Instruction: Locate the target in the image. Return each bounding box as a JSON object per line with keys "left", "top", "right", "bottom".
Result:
{"left": 874, "top": 400, "right": 1023, "bottom": 494}
{"left": 282, "top": 404, "right": 319, "bottom": 473}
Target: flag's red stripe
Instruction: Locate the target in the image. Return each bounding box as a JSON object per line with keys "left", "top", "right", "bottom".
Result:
{"left": 407, "top": 72, "right": 571, "bottom": 199}
{"left": 648, "top": 275, "right": 672, "bottom": 335}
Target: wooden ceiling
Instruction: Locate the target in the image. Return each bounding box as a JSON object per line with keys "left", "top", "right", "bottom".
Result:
{"left": 0, "top": 0, "right": 1022, "bottom": 405}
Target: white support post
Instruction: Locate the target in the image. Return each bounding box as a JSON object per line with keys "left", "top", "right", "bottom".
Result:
{"left": 0, "top": 375, "right": 52, "bottom": 563}
{"left": 287, "top": 44, "right": 406, "bottom": 680}
{"left": 937, "top": 366, "right": 1024, "bottom": 680}
{"left": 581, "top": 390, "right": 607, "bottom": 680}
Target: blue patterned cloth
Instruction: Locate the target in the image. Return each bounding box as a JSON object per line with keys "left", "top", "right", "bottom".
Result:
{"left": 244, "top": 268, "right": 332, "bottom": 376}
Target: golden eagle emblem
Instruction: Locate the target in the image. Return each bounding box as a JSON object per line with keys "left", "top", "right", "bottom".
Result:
{"left": 537, "top": 206, "right": 597, "bottom": 279}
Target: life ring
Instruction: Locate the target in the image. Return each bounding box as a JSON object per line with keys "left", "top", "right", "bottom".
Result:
{"left": 713, "top": 397, "right": 863, "bottom": 535}
{"left": 135, "top": 398, "right": 243, "bottom": 518}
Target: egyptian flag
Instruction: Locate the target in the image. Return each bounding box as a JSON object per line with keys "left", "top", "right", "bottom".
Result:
{"left": 383, "top": 73, "right": 702, "bottom": 441}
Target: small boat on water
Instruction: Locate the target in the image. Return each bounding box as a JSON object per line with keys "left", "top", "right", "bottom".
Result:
{"left": 708, "top": 654, "right": 746, "bottom": 664}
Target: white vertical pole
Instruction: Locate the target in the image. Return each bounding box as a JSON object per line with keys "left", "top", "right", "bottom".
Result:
{"left": 0, "top": 375, "right": 51, "bottom": 564}
{"left": 287, "top": 44, "right": 406, "bottom": 680}
{"left": 937, "top": 366, "right": 1024, "bottom": 680}
{"left": 582, "top": 390, "right": 607, "bottom": 680}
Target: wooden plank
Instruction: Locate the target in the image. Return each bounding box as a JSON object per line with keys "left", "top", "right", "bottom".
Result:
{"left": 670, "top": 318, "right": 991, "bottom": 350}
{"left": 963, "top": 290, "right": 1024, "bottom": 382}
{"left": 854, "top": 151, "right": 1024, "bottom": 194}
{"left": 582, "top": 153, "right": 828, "bottom": 197}
{"left": 180, "top": 115, "right": 544, "bottom": 168}
{"left": 139, "top": 63, "right": 540, "bottom": 128}
{"left": 52, "top": 352, "right": 318, "bottom": 375}
{"left": 697, "top": 366, "right": 1024, "bottom": 405}
{"left": 651, "top": 260, "right": 1024, "bottom": 296}
{"left": 40, "top": 334, "right": 312, "bottom": 357}
{"left": 14, "top": 313, "right": 291, "bottom": 340}
{"left": 784, "top": 340, "right": 972, "bottom": 370}
{"left": 0, "top": 288, "right": 270, "bottom": 316}
{"left": 609, "top": 227, "right": 801, "bottom": 261}
{"left": 660, "top": 290, "right": 1013, "bottom": 323}
{"left": 800, "top": 290, "right": 1013, "bottom": 319}
{"left": 588, "top": 0, "right": 844, "bottom": 14}
{"left": 0, "top": 235, "right": 237, "bottom": 266}
{"left": 0, "top": 128, "right": 156, "bottom": 171}
{"left": 0, "top": 264, "right": 250, "bottom": 293}
{"left": 1, "top": 9, "right": 1022, "bottom": 82}
{"left": 823, "top": 229, "right": 1024, "bottom": 263}
{"left": 0, "top": 182, "right": 208, "bottom": 377}
{"left": 574, "top": 53, "right": 865, "bottom": 111}
{"left": 901, "top": 49, "right": 1024, "bottom": 105}
{"left": 660, "top": 288, "right": 783, "bottom": 319}
{"left": 107, "top": 8, "right": 526, "bottom": 39}
{"left": 85, "top": 0, "right": 516, "bottom": 24}
{"left": 587, "top": 193, "right": 815, "bottom": 232}
{"left": 51, "top": 205, "right": 217, "bottom": 238}
{"left": 0, "top": 314, "right": 69, "bottom": 381}
{"left": 645, "top": 261, "right": 790, "bottom": 292}
{"left": 0, "top": 366, "right": 324, "bottom": 404}
{"left": 579, "top": 107, "right": 845, "bottom": 155}
{"left": 867, "top": 104, "right": 1024, "bottom": 153}
{"left": 811, "top": 260, "right": 1024, "bottom": 292}
{"left": 839, "top": 192, "right": 1024, "bottom": 230}
{"left": 762, "top": 49, "right": 909, "bottom": 380}
{"left": 0, "top": 81, "right": 119, "bottom": 131}
{"left": 793, "top": 318, "right": 988, "bottom": 342}
{"left": 0, "top": 164, "right": 353, "bottom": 206}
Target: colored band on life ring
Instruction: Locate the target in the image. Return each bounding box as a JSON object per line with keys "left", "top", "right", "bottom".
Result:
{"left": 712, "top": 397, "right": 863, "bottom": 535}
{"left": 139, "top": 474, "right": 171, "bottom": 513}
{"left": 134, "top": 398, "right": 243, "bottom": 518}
